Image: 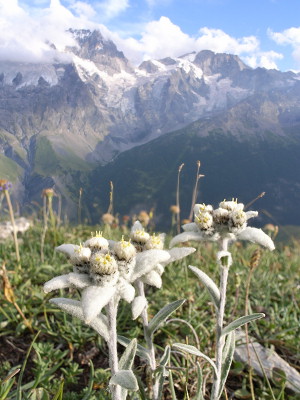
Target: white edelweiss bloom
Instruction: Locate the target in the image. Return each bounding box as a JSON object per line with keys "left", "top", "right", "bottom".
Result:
{"left": 49, "top": 298, "right": 109, "bottom": 341}
{"left": 84, "top": 232, "right": 109, "bottom": 253}
{"left": 131, "top": 296, "right": 147, "bottom": 320}
{"left": 217, "top": 251, "right": 233, "bottom": 268}
{"left": 194, "top": 203, "right": 213, "bottom": 215}
{"left": 195, "top": 210, "right": 214, "bottom": 233}
{"left": 70, "top": 245, "right": 91, "bottom": 264}
{"left": 229, "top": 208, "right": 247, "bottom": 233}
{"left": 81, "top": 285, "right": 116, "bottom": 323}
{"left": 144, "top": 233, "right": 164, "bottom": 250}
{"left": 114, "top": 238, "right": 136, "bottom": 262}
{"left": 237, "top": 227, "right": 275, "bottom": 251}
{"left": 117, "top": 277, "right": 135, "bottom": 303}
{"left": 213, "top": 208, "right": 230, "bottom": 225}
{"left": 89, "top": 253, "right": 119, "bottom": 286}
{"left": 131, "top": 229, "right": 150, "bottom": 245}
{"left": 219, "top": 199, "right": 243, "bottom": 212}
{"left": 44, "top": 272, "right": 92, "bottom": 293}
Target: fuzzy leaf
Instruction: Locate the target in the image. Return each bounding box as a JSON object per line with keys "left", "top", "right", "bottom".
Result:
{"left": 172, "top": 343, "right": 217, "bottom": 376}
{"left": 44, "top": 274, "right": 71, "bottom": 293}
{"left": 119, "top": 339, "right": 137, "bottom": 400}
{"left": 141, "top": 270, "right": 162, "bottom": 288}
{"left": 118, "top": 278, "right": 135, "bottom": 303}
{"left": 169, "top": 231, "right": 204, "bottom": 248}
{"left": 221, "top": 313, "right": 265, "bottom": 337}
{"left": 147, "top": 299, "right": 185, "bottom": 336}
{"left": 131, "top": 250, "right": 170, "bottom": 282}
{"left": 49, "top": 298, "right": 109, "bottom": 341}
{"left": 131, "top": 296, "right": 147, "bottom": 320}
{"left": 118, "top": 336, "right": 151, "bottom": 364}
{"left": 218, "top": 331, "right": 235, "bottom": 398}
{"left": 110, "top": 370, "right": 138, "bottom": 391}
{"left": 188, "top": 265, "right": 220, "bottom": 308}
{"left": 195, "top": 362, "right": 204, "bottom": 400}
{"left": 163, "top": 247, "right": 196, "bottom": 265}
{"left": 157, "top": 346, "right": 171, "bottom": 400}
{"left": 237, "top": 227, "right": 275, "bottom": 250}
{"left": 81, "top": 285, "right": 116, "bottom": 323}
{"left": 119, "top": 339, "right": 137, "bottom": 370}
{"left": 55, "top": 244, "right": 78, "bottom": 257}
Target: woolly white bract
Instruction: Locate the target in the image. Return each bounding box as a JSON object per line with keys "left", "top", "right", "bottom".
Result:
{"left": 170, "top": 200, "right": 275, "bottom": 251}
{"left": 45, "top": 232, "right": 174, "bottom": 324}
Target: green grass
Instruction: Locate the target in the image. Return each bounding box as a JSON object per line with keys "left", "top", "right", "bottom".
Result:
{"left": 0, "top": 222, "right": 299, "bottom": 399}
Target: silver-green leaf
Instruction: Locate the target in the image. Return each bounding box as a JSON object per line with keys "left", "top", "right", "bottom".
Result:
{"left": 147, "top": 299, "right": 185, "bottom": 336}
{"left": 218, "top": 331, "right": 235, "bottom": 398}
{"left": 157, "top": 346, "right": 171, "bottom": 400}
{"left": 188, "top": 265, "right": 220, "bottom": 308}
{"left": 119, "top": 339, "right": 137, "bottom": 370}
{"left": 172, "top": 343, "right": 217, "bottom": 376}
{"left": 110, "top": 370, "right": 138, "bottom": 391}
{"left": 118, "top": 335, "right": 151, "bottom": 364}
{"left": 221, "top": 313, "right": 265, "bottom": 337}
{"left": 195, "top": 362, "right": 204, "bottom": 400}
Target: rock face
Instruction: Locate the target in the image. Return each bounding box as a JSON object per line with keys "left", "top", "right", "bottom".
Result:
{"left": 0, "top": 28, "right": 300, "bottom": 218}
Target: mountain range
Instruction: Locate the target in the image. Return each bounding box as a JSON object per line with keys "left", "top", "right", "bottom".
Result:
{"left": 1, "top": 29, "right": 300, "bottom": 227}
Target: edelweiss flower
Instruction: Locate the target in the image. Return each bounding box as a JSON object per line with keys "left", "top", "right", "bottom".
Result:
{"left": 44, "top": 231, "right": 173, "bottom": 324}
{"left": 170, "top": 200, "right": 275, "bottom": 251}
{"left": 127, "top": 221, "right": 196, "bottom": 319}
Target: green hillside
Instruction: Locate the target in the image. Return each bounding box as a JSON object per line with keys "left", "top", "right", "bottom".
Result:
{"left": 86, "top": 126, "right": 300, "bottom": 229}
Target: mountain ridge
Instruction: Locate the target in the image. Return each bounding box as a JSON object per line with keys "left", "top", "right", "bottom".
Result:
{"left": 0, "top": 28, "right": 299, "bottom": 223}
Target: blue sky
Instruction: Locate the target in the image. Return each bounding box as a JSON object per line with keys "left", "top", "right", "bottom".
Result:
{"left": 1, "top": 0, "right": 300, "bottom": 71}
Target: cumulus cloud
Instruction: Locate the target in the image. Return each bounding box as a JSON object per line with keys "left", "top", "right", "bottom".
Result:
{"left": 0, "top": 1, "right": 284, "bottom": 69}
{"left": 97, "top": 0, "right": 129, "bottom": 20}
{"left": 114, "top": 17, "right": 282, "bottom": 69}
{"left": 269, "top": 27, "right": 300, "bottom": 67}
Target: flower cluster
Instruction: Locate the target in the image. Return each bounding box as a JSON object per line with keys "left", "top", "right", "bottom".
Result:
{"left": 170, "top": 200, "right": 275, "bottom": 250}
{"left": 44, "top": 230, "right": 172, "bottom": 324}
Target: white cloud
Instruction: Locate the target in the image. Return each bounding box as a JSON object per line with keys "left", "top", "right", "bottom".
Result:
{"left": 243, "top": 51, "right": 283, "bottom": 70}
{"left": 113, "top": 17, "right": 282, "bottom": 69}
{"left": 0, "top": 0, "right": 100, "bottom": 63}
{"left": 97, "top": 0, "right": 129, "bottom": 20}
{"left": 269, "top": 27, "right": 300, "bottom": 66}
{"left": 0, "top": 2, "right": 284, "bottom": 70}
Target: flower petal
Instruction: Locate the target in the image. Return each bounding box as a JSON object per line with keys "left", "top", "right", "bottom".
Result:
{"left": 130, "top": 249, "right": 170, "bottom": 282}
{"left": 49, "top": 298, "right": 109, "bottom": 341}
{"left": 245, "top": 211, "right": 258, "bottom": 220}
{"left": 131, "top": 296, "right": 148, "bottom": 320}
{"left": 182, "top": 222, "right": 198, "bottom": 232}
{"left": 81, "top": 286, "right": 116, "bottom": 323}
{"left": 55, "top": 244, "right": 79, "bottom": 258}
{"left": 169, "top": 231, "right": 204, "bottom": 248}
{"left": 131, "top": 221, "right": 144, "bottom": 232}
{"left": 162, "top": 247, "right": 196, "bottom": 266}
{"left": 68, "top": 273, "right": 92, "bottom": 288}
{"left": 44, "top": 274, "right": 71, "bottom": 293}
{"left": 118, "top": 278, "right": 135, "bottom": 303}
{"left": 237, "top": 227, "right": 275, "bottom": 250}
{"left": 141, "top": 270, "right": 162, "bottom": 288}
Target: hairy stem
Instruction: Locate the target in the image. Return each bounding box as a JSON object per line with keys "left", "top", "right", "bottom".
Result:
{"left": 136, "top": 280, "right": 159, "bottom": 399}
{"left": 107, "top": 299, "right": 121, "bottom": 400}
{"left": 211, "top": 239, "right": 229, "bottom": 400}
